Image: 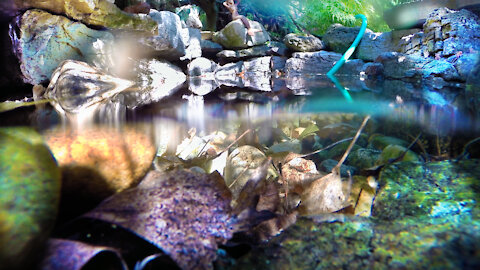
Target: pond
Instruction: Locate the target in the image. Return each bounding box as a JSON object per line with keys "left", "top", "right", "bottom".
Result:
{"left": 1, "top": 1, "right": 480, "bottom": 269}
{"left": 2, "top": 71, "right": 480, "bottom": 269}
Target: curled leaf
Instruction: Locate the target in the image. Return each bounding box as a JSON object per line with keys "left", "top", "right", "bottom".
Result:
{"left": 41, "top": 238, "right": 127, "bottom": 270}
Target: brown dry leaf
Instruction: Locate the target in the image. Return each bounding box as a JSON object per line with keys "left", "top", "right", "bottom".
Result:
{"left": 353, "top": 176, "right": 377, "bottom": 217}
{"left": 298, "top": 116, "right": 370, "bottom": 216}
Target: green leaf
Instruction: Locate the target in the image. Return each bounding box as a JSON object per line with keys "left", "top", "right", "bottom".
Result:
{"left": 0, "top": 99, "right": 50, "bottom": 113}
{"left": 298, "top": 124, "right": 320, "bottom": 140}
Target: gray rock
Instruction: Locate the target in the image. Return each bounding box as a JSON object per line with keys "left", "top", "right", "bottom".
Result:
{"left": 140, "top": 10, "right": 186, "bottom": 60}
{"left": 121, "top": 59, "right": 186, "bottom": 108}
{"left": 375, "top": 52, "right": 428, "bottom": 79}
{"left": 200, "top": 40, "right": 223, "bottom": 58}
{"left": 176, "top": 4, "right": 202, "bottom": 29}
{"left": 322, "top": 24, "right": 374, "bottom": 54}
{"left": 421, "top": 59, "right": 460, "bottom": 81}
{"left": 453, "top": 53, "right": 480, "bottom": 81}
{"left": 319, "top": 159, "right": 357, "bottom": 177}
{"left": 283, "top": 33, "right": 324, "bottom": 52}
{"left": 215, "top": 57, "right": 272, "bottom": 92}
{"left": 466, "top": 57, "right": 480, "bottom": 115}
{"left": 347, "top": 148, "right": 382, "bottom": 170}
{"left": 285, "top": 51, "right": 365, "bottom": 75}
{"left": 11, "top": 9, "right": 115, "bottom": 85}
{"left": 357, "top": 31, "right": 395, "bottom": 62}
{"left": 268, "top": 41, "right": 289, "bottom": 56}
{"left": 212, "top": 19, "right": 270, "bottom": 49}
{"left": 181, "top": 27, "right": 202, "bottom": 61}
{"left": 186, "top": 58, "right": 218, "bottom": 96}
{"left": 362, "top": 63, "right": 384, "bottom": 77}
{"left": 423, "top": 8, "right": 480, "bottom": 57}
{"left": 217, "top": 45, "right": 270, "bottom": 63}
{"left": 45, "top": 60, "right": 134, "bottom": 115}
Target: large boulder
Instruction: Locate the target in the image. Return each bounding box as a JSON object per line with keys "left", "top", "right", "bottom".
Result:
{"left": 16, "top": 0, "right": 157, "bottom": 33}
{"left": 140, "top": 10, "right": 186, "bottom": 60}
{"left": 322, "top": 24, "right": 374, "bottom": 54}
{"left": 181, "top": 27, "right": 202, "bottom": 61}
{"left": 215, "top": 56, "right": 272, "bottom": 92}
{"left": 11, "top": 9, "right": 115, "bottom": 85}
{"left": 285, "top": 51, "right": 365, "bottom": 75}
{"left": 375, "top": 52, "right": 428, "bottom": 79}
{"left": 322, "top": 24, "right": 395, "bottom": 62}
{"left": 0, "top": 127, "right": 61, "bottom": 270}
{"left": 283, "top": 33, "right": 324, "bottom": 52}
{"left": 45, "top": 60, "right": 135, "bottom": 116}
{"left": 213, "top": 19, "right": 270, "bottom": 49}
{"left": 423, "top": 8, "right": 480, "bottom": 58}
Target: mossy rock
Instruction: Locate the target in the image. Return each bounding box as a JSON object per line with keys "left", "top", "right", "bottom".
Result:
{"left": 368, "top": 134, "right": 409, "bottom": 150}
{"left": 0, "top": 127, "right": 61, "bottom": 269}
{"left": 376, "top": 144, "right": 420, "bottom": 165}
{"left": 374, "top": 160, "right": 480, "bottom": 221}
{"left": 347, "top": 148, "right": 382, "bottom": 170}
{"left": 218, "top": 160, "right": 480, "bottom": 270}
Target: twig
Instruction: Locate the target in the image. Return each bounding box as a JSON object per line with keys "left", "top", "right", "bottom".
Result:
{"left": 335, "top": 115, "right": 370, "bottom": 170}
{"left": 298, "top": 137, "right": 354, "bottom": 158}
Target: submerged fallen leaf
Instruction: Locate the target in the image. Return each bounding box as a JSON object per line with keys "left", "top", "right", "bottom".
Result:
{"left": 41, "top": 238, "right": 127, "bottom": 270}
{"left": 84, "top": 170, "right": 234, "bottom": 270}
{"left": 299, "top": 116, "right": 370, "bottom": 215}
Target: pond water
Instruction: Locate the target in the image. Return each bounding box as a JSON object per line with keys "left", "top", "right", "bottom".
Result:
{"left": 2, "top": 73, "right": 480, "bottom": 269}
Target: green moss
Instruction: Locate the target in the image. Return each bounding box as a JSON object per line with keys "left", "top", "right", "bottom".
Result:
{"left": 0, "top": 127, "right": 61, "bottom": 268}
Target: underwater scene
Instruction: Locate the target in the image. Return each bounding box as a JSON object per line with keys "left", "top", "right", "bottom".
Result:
{"left": 1, "top": 0, "right": 480, "bottom": 269}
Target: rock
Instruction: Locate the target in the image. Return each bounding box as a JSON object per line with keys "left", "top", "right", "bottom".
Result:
{"left": 283, "top": 33, "right": 324, "bottom": 52}
{"left": 396, "top": 29, "right": 426, "bottom": 56}
{"left": 267, "top": 41, "right": 289, "bottom": 56}
{"left": 17, "top": 0, "right": 158, "bottom": 33}
{"left": 44, "top": 125, "right": 156, "bottom": 204}
{"left": 268, "top": 139, "right": 302, "bottom": 154}
{"left": 285, "top": 51, "right": 365, "bottom": 75}
{"left": 421, "top": 59, "right": 460, "bottom": 81}
{"left": 223, "top": 159, "right": 480, "bottom": 270}
{"left": 0, "top": 127, "right": 61, "bottom": 270}
{"left": 322, "top": 24, "right": 373, "bottom": 53}
{"left": 11, "top": 9, "right": 115, "bottom": 85}
{"left": 362, "top": 62, "right": 384, "bottom": 77}
{"left": 375, "top": 52, "right": 428, "bottom": 79}
{"left": 319, "top": 159, "right": 357, "bottom": 177}
{"left": 200, "top": 39, "right": 223, "bottom": 58}
{"left": 376, "top": 144, "right": 420, "bottom": 165}
{"left": 281, "top": 155, "right": 320, "bottom": 190}
{"left": 215, "top": 57, "right": 272, "bottom": 92}
{"left": 140, "top": 10, "right": 186, "bottom": 60}
{"left": 224, "top": 145, "right": 276, "bottom": 200}
{"left": 213, "top": 19, "right": 270, "bottom": 49}
{"left": 357, "top": 31, "right": 395, "bottom": 62}
{"left": 176, "top": 4, "right": 202, "bottom": 29}
{"left": 347, "top": 148, "right": 382, "bottom": 170}
{"left": 375, "top": 160, "right": 479, "bottom": 220}
{"left": 453, "top": 53, "right": 480, "bottom": 81}
{"left": 121, "top": 59, "right": 186, "bottom": 108}
{"left": 317, "top": 122, "right": 355, "bottom": 141}
{"left": 187, "top": 57, "right": 219, "bottom": 96}
{"left": 188, "top": 57, "right": 218, "bottom": 77}
{"left": 368, "top": 135, "right": 409, "bottom": 150}
{"left": 466, "top": 57, "right": 480, "bottom": 115}
{"left": 45, "top": 60, "right": 135, "bottom": 117}
{"left": 216, "top": 45, "right": 270, "bottom": 63}
{"left": 181, "top": 27, "right": 202, "bottom": 61}
{"left": 423, "top": 8, "right": 480, "bottom": 58}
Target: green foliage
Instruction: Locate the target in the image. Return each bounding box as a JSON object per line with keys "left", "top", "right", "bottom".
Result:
{"left": 296, "top": 0, "right": 402, "bottom": 35}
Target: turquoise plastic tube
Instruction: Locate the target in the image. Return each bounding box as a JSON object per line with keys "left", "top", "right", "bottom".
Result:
{"left": 327, "top": 14, "right": 368, "bottom": 76}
